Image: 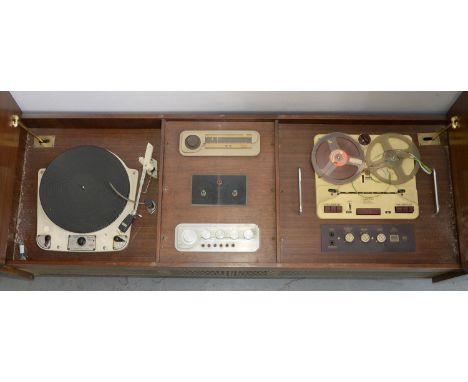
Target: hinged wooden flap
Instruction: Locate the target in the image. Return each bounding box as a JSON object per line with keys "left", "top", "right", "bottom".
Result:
{"left": 447, "top": 91, "right": 468, "bottom": 269}
{"left": 0, "top": 92, "right": 21, "bottom": 265}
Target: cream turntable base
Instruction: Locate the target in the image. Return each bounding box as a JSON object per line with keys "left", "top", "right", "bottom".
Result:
{"left": 36, "top": 146, "right": 139, "bottom": 252}
{"left": 311, "top": 133, "right": 425, "bottom": 220}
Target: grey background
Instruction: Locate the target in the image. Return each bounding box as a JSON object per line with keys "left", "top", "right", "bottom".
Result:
{"left": 1, "top": 276, "right": 467, "bottom": 291}
{"left": 3, "top": 91, "right": 465, "bottom": 290}
{"left": 11, "top": 91, "right": 460, "bottom": 114}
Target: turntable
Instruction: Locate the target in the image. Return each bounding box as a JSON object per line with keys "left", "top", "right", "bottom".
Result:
{"left": 311, "top": 132, "right": 430, "bottom": 219}
{"left": 36, "top": 146, "right": 139, "bottom": 252}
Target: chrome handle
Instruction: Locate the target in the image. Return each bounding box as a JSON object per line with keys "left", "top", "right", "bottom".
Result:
{"left": 298, "top": 168, "right": 303, "bottom": 215}
{"left": 432, "top": 168, "right": 439, "bottom": 216}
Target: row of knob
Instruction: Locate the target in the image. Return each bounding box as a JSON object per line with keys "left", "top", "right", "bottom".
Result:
{"left": 182, "top": 228, "right": 255, "bottom": 245}
{"left": 344, "top": 232, "right": 387, "bottom": 243}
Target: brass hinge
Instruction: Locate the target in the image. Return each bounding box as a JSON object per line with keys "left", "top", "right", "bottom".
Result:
{"left": 450, "top": 115, "right": 460, "bottom": 130}
{"left": 432, "top": 115, "right": 460, "bottom": 140}
{"left": 9, "top": 114, "right": 55, "bottom": 148}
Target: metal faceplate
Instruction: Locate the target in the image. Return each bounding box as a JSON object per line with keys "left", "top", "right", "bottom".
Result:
{"left": 175, "top": 223, "right": 260, "bottom": 252}
{"left": 192, "top": 175, "right": 247, "bottom": 205}
{"left": 179, "top": 130, "right": 261, "bottom": 156}
{"left": 314, "top": 134, "right": 419, "bottom": 220}
{"left": 321, "top": 224, "right": 416, "bottom": 252}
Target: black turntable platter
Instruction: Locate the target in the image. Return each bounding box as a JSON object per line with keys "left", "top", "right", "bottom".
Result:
{"left": 39, "top": 146, "right": 131, "bottom": 233}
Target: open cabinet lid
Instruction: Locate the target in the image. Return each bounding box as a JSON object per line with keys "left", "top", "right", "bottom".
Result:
{"left": 0, "top": 92, "right": 21, "bottom": 266}
{"left": 447, "top": 92, "right": 468, "bottom": 270}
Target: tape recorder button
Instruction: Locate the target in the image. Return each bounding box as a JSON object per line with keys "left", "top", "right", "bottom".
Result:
{"left": 360, "top": 233, "right": 371, "bottom": 243}
{"left": 344, "top": 233, "right": 355, "bottom": 243}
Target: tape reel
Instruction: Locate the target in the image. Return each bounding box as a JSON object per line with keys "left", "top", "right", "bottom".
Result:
{"left": 365, "top": 133, "right": 420, "bottom": 185}
{"left": 311, "top": 132, "right": 365, "bottom": 185}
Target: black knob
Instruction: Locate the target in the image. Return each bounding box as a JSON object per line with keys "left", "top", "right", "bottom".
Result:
{"left": 358, "top": 133, "right": 371, "bottom": 145}
{"left": 77, "top": 237, "right": 86, "bottom": 246}
{"left": 185, "top": 135, "right": 201, "bottom": 150}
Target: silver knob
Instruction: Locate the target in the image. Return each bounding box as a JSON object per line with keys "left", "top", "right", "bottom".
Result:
{"left": 182, "top": 230, "right": 198, "bottom": 246}
{"left": 243, "top": 229, "right": 254, "bottom": 240}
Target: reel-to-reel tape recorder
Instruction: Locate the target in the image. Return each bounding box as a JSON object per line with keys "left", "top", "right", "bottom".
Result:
{"left": 311, "top": 132, "right": 431, "bottom": 220}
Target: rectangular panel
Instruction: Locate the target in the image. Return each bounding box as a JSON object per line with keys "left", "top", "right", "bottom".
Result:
{"left": 321, "top": 224, "right": 415, "bottom": 252}
{"left": 313, "top": 134, "right": 419, "bottom": 220}
{"left": 9, "top": 125, "right": 161, "bottom": 264}
{"left": 278, "top": 123, "right": 459, "bottom": 266}
{"left": 180, "top": 130, "right": 260, "bottom": 156}
{"left": 175, "top": 224, "right": 259, "bottom": 252}
{"left": 192, "top": 175, "right": 246, "bottom": 205}
{"left": 160, "top": 121, "right": 276, "bottom": 264}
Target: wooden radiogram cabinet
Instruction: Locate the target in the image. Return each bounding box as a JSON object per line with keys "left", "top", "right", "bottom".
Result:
{"left": 1, "top": 91, "right": 467, "bottom": 281}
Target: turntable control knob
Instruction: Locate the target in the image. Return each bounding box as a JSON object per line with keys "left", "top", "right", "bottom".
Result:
{"left": 243, "top": 229, "right": 254, "bottom": 240}
{"left": 77, "top": 237, "right": 86, "bottom": 246}
{"left": 182, "top": 229, "right": 198, "bottom": 246}
{"left": 215, "top": 230, "right": 224, "bottom": 239}
{"left": 360, "top": 233, "right": 371, "bottom": 243}
{"left": 201, "top": 230, "right": 211, "bottom": 240}
{"left": 376, "top": 233, "right": 387, "bottom": 243}
{"left": 344, "top": 233, "right": 355, "bottom": 243}
{"left": 230, "top": 230, "right": 239, "bottom": 240}
{"left": 185, "top": 135, "right": 201, "bottom": 150}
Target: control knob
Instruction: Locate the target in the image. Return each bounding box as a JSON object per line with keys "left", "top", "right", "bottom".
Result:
{"left": 215, "top": 230, "right": 224, "bottom": 239}
{"left": 77, "top": 237, "right": 86, "bottom": 246}
{"left": 243, "top": 229, "right": 254, "bottom": 240}
{"left": 376, "top": 233, "right": 387, "bottom": 243}
{"left": 230, "top": 230, "right": 239, "bottom": 240}
{"left": 360, "top": 233, "right": 371, "bottom": 243}
{"left": 182, "top": 230, "right": 198, "bottom": 246}
{"left": 185, "top": 135, "right": 201, "bottom": 150}
{"left": 201, "top": 230, "right": 211, "bottom": 240}
{"left": 344, "top": 233, "right": 355, "bottom": 243}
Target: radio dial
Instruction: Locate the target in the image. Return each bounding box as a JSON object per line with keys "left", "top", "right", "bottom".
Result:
{"left": 185, "top": 135, "right": 201, "bottom": 150}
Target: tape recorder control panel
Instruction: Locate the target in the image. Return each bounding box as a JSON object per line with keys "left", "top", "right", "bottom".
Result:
{"left": 321, "top": 224, "right": 416, "bottom": 252}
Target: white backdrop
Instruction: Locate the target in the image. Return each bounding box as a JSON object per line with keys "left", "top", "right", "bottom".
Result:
{"left": 11, "top": 91, "right": 460, "bottom": 114}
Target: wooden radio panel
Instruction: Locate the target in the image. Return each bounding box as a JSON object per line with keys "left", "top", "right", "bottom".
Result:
{"left": 159, "top": 121, "right": 276, "bottom": 264}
